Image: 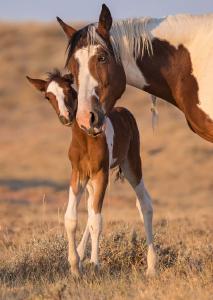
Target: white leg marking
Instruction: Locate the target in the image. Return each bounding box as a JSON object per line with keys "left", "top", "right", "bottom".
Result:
{"left": 77, "top": 184, "right": 93, "bottom": 261}
{"left": 64, "top": 186, "right": 83, "bottom": 276}
{"left": 89, "top": 211, "right": 102, "bottom": 266}
{"left": 135, "top": 179, "right": 157, "bottom": 276}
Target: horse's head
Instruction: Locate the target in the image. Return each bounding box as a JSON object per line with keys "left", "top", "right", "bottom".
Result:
{"left": 26, "top": 70, "right": 77, "bottom": 126}
{"left": 57, "top": 4, "right": 126, "bottom": 135}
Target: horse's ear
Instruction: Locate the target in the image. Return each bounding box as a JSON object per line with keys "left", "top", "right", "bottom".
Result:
{"left": 26, "top": 76, "right": 46, "bottom": 92}
{"left": 97, "top": 4, "right": 112, "bottom": 38}
{"left": 56, "top": 17, "right": 76, "bottom": 39}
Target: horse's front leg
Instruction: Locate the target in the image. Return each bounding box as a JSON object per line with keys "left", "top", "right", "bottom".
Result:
{"left": 88, "top": 170, "right": 108, "bottom": 269}
{"left": 64, "top": 170, "right": 86, "bottom": 277}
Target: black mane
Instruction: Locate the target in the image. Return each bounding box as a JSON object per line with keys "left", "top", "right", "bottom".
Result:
{"left": 65, "top": 26, "right": 90, "bottom": 68}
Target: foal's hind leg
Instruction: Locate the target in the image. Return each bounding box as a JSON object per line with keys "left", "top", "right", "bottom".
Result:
{"left": 135, "top": 181, "right": 157, "bottom": 276}
{"left": 121, "top": 160, "right": 157, "bottom": 276}
{"left": 87, "top": 170, "right": 108, "bottom": 269}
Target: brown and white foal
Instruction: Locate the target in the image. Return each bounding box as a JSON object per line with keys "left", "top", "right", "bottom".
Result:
{"left": 27, "top": 70, "right": 156, "bottom": 277}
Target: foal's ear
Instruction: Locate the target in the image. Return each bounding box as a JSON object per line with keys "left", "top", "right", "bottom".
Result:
{"left": 97, "top": 4, "right": 112, "bottom": 38}
{"left": 56, "top": 17, "right": 76, "bottom": 39}
{"left": 26, "top": 76, "right": 46, "bottom": 92}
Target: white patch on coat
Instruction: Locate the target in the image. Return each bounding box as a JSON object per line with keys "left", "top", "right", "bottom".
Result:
{"left": 105, "top": 117, "right": 116, "bottom": 167}
{"left": 89, "top": 211, "right": 102, "bottom": 265}
{"left": 122, "top": 54, "right": 148, "bottom": 89}
{"left": 152, "top": 14, "right": 213, "bottom": 120}
{"left": 75, "top": 46, "right": 99, "bottom": 115}
{"left": 65, "top": 186, "right": 81, "bottom": 221}
{"left": 47, "top": 81, "right": 69, "bottom": 118}
{"left": 77, "top": 183, "right": 93, "bottom": 260}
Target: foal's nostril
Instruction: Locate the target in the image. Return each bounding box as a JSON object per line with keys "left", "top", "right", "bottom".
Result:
{"left": 59, "top": 115, "right": 67, "bottom": 124}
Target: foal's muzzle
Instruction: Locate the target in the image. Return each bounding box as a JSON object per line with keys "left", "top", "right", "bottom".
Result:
{"left": 59, "top": 115, "right": 73, "bottom": 127}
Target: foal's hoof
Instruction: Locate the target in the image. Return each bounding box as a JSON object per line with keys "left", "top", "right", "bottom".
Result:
{"left": 71, "top": 267, "right": 82, "bottom": 279}
{"left": 69, "top": 259, "right": 83, "bottom": 279}
{"left": 146, "top": 268, "right": 156, "bottom": 278}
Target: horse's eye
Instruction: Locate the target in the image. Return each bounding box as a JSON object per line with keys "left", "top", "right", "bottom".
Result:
{"left": 98, "top": 54, "right": 107, "bottom": 64}
{"left": 45, "top": 96, "right": 49, "bottom": 100}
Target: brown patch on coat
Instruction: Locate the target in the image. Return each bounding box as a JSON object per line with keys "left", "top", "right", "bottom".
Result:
{"left": 138, "top": 38, "right": 213, "bottom": 142}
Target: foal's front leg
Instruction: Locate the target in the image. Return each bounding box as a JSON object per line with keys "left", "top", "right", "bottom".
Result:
{"left": 64, "top": 171, "right": 86, "bottom": 277}
{"left": 88, "top": 171, "right": 108, "bottom": 269}
{"left": 77, "top": 184, "right": 93, "bottom": 261}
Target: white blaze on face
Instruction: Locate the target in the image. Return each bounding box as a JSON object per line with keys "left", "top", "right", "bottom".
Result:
{"left": 47, "top": 81, "right": 69, "bottom": 118}
{"left": 75, "top": 46, "right": 99, "bottom": 124}
{"left": 105, "top": 117, "right": 116, "bottom": 167}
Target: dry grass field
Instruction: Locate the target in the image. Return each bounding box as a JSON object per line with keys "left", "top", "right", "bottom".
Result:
{"left": 0, "top": 22, "right": 213, "bottom": 299}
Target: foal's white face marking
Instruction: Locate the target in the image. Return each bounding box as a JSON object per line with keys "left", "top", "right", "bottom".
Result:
{"left": 47, "top": 81, "right": 69, "bottom": 119}
{"left": 75, "top": 46, "right": 99, "bottom": 117}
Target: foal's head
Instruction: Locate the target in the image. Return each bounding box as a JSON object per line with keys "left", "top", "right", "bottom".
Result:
{"left": 27, "top": 70, "right": 77, "bottom": 126}
{"left": 57, "top": 4, "right": 126, "bottom": 135}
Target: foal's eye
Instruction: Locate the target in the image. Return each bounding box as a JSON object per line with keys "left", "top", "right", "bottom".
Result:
{"left": 98, "top": 54, "right": 107, "bottom": 64}
{"left": 45, "top": 96, "right": 49, "bottom": 100}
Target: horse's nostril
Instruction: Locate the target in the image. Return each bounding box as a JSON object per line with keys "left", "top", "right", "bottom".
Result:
{"left": 90, "top": 111, "right": 97, "bottom": 127}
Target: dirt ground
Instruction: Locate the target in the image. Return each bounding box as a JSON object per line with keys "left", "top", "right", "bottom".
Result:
{"left": 0, "top": 22, "right": 212, "bottom": 300}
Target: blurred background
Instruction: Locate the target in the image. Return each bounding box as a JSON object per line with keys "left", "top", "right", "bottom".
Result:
{"left": 1, "top": 0, "right": 213, "bottom": 21}
{"left": 0, "top": 1, "right": 213, "bottom": 298}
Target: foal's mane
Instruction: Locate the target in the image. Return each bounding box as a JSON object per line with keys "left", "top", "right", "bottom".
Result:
{"left": 66, "top": 17, "right": 155, "bottom": 65}
{"left": 46, "top": 69, "right": 62, "bottom": 82}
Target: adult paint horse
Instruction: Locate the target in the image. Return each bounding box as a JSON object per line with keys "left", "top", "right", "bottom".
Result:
{"left": 57, "top": 4, "right": 213, "bottom": 142}
{"left": 27, "top": 70, "right": 156, "bottom": 277}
